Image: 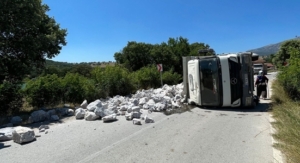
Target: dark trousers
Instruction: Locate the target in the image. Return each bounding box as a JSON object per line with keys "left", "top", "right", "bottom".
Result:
{"left": 257, "top": 84, "right": 267, "bottom": 98}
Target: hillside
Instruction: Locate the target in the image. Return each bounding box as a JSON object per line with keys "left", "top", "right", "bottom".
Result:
{"left": 248, "top": 37, "right": 300, "bottom": 56}
{"left": 45, "top": 60, "right": 115, "bottom": 68}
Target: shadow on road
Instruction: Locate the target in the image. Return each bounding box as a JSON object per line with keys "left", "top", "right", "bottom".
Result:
{"left": 22, "top": 116, "right": 75, "bottom": 130}
{"left": 167, "top": 100, "right": 272, "bottom": 115}
{"left": 0, "top": 142, "right": 11, "bottom": 149}
{"left": 197, "top": 101, "right": 271, "bottom": 113}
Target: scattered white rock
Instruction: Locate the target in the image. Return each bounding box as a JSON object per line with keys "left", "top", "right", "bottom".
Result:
{"left": 132, "top": 112, "right": 142, "bottom": 119}
{"left": 132, "top": 118, "right": 142, "bottom": 125}
{"left": 80, "top": 100, "right": 88, "bottom": 109}
{"left": 102, "top": 114, "right": 117, "bottom": 122}
{"left": 107, "top": 104, "right": 118, "bottom": 112}
{"left": 152, "top": 95, "right": 163, "bottom": 103}
{"left": 138, "top": 97, "right": 148, "bottom": 105}
{"left": 155, "top": 103, "right": 167, "bottom": 111}
{"left": 12, "top": 126, "right": 35, "bottom": 144}
{"left": 145, "top": 115, "right": 155, "bottom": 123}
{"left": 94, "top": 106, "right": 114, "bottom": 118}
{"left": 56, "top": 108, "right": 69, "bottom": 116}
{"left": 154, "top": 88, "right": 163, "bottom": 94}
{"left": 142, "top": 104, "right": 150, "bottom": 110}
{"left": 125, "top": 113, "right": 132, "bottom": 120}
{"left": 102, "top": 102, "right": 108, "bottom": 109}
{"left": 171, "top": 101, "right": 181, "bottom": 108}
{"left": 85, "top": 112, "right": 99, "bottom": 121}
{"left": 132, "top": 106, "right": 141, "bottom": 112}
{"left": 46, "top": 109, "right": 56, "bottom": 120}
{"left": 68, "top": 109, "right": 74, "bottom": 116}
{"left": 51, "top": 115, "right": 60, "bottom": 121}
{"left": 163, "top": 96, "right": 172, "bottom": 103}
{"left": 94, "top": 106, "right": 105, "bottom": 117}
{"left": 134, "top": 90, "right": 146, "bottom": 98}
{"left": 132, "top": 98, "right": 139, "bottom": 106}
{"left": 87, "top": 99, "right": 102, "bottom": 112}
{"left": 119, "top": 105, "right": 128, "bottom": 111}
{"left": 127, "top": 107, "right": 133, "bottom": 113}
{"left": 6, "top": 83, "right": 185, "bottom": 129}
{"left": 0, "top": 127, "right": 14, "bottom": 141}
{"left": 30, "top": 110, "right": 47, "bottom": 123}
{"left": 147, "top": 99, "right": 156, "bottom": 106}
{"left": 118, "top": 110, "right": 126, "bottom": 116}
{"left": 39, "top": 125, "right": 49, "bottom": 130}
{"left": 75, "top": 108, "right": 86, "bottom": 119}
{"left": 10, "top": 116, "right": 22, "bottom": 125}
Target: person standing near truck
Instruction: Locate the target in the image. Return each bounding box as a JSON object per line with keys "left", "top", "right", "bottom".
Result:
{"left": 255, "top": 70, "right": 269, "bottom": 99}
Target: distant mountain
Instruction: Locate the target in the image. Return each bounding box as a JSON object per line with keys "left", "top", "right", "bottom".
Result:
{"left": 248, "top": 37, "right": 300, "bottom": 56}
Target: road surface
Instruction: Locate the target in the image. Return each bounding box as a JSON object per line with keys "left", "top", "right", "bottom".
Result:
{"left": 0, "top": 73, "right": 279, "bottom": 163}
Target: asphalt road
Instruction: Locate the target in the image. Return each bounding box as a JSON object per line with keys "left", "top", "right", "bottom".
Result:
{"left": 0, "top": 73, "right": 278, "bottom": 163}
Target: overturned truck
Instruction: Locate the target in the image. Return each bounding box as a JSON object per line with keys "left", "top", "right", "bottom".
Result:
{"left": 182, "top": 50, "right": 259, "bottom": 108}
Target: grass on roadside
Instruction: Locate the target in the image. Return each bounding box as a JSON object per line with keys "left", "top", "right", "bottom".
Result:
{"left": 271, "top": 80, "right": 300, "bottom": 163}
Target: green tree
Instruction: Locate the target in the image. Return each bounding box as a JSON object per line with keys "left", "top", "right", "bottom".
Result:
{"left": 264, "top": 54, "right": 275, "bottom": 63}
{"left": 167, "top": 37, "right": 190, "bottom": 75}
{"left": 277, "top": 41, "right": 300, "bottom": 100}
{"left": 114, "top": 37, "right": 214, "bottom": 76}
{"left": 0, "top": 0, "right": 67, "bottom": 83}
{"left": 114, "top": 41, "right": 153, "bottom": 71}
{"left": 273, "top": 40, "right": 300, "bottom": 68}
{"left": 0, "top": 0, "right": 67, "bottom": 114}
{"left": 189, "top": 42, "right": 211, "bottom": 56}
{"left": 42, "top": 66, "right": 63, "bottom": 77}
{"left": 150, "top": 43, "right": 173, "bottom": 72}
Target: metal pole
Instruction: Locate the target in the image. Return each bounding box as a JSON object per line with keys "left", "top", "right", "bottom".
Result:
{"left": 160, "top": 71, "right": 163, "bottom": 87}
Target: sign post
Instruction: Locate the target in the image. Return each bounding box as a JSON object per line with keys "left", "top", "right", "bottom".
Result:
{"left": 157, "top": 64, "right": 163, "bottom": 87}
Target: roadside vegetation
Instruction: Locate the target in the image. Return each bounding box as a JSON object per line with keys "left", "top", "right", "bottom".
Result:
{"left": 0, "top": 1, "right": 214, "bottom": 116}
{"left": 271, "top": 39, "right": 300, "bottom": 163}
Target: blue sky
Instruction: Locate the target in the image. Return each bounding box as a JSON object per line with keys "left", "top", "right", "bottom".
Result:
{"left": 43, "top": 0, "right": 300, "bottom": 63}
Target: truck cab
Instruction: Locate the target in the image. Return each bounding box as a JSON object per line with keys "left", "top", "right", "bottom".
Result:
{"left": 253, "top": 63, "right": 267, "bottom": 75}
{"left": 182, "top": 51, "right": 258, "bottom": 107}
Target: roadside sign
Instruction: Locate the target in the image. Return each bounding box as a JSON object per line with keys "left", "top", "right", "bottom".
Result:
{"left": 157, "top": 64, "right": 163, "bottom": 87}
{"left": 157, "top": 64, "right": 163, "bottom": 72}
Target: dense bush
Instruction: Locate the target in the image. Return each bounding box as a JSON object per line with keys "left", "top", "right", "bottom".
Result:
{"left": 23, "top": 74, "right": 63, "bottom": 108}
{"left": 162, "top": 70, "right": 182, "bottom": 85}
{"left": 62, "top": 73, "right": 97, "bottom": 104}
{"left": 131, "top": 65, "right": 161, "bottom": 89}
{"left": 70, "top": 64, "right": 93, "bottom": 78}
{"left": 129, "top": 66, "right": 182, "bottom": 90}
{"left": 0, "top": 81, "right": 23, "bottom": 115}
{"left": 277, "top": 47, "right": 300, "bottom": 100}
{"left": 92, "top": 66, "right": 134, "bottom": 97}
